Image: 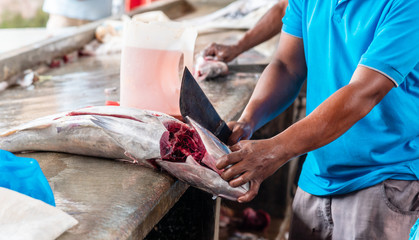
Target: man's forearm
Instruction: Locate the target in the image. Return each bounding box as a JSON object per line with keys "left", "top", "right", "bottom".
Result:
{"left": 238, "top": 32, "right": 307, "bottom": 133}
{"left": 273, "top": 66, "right": 395, "bottom": 160}
{"left": 235, "top": 0, "right": 288, "bottom": 54}
{"left": 239, "top": 59, "right": 305, "bottom": 131}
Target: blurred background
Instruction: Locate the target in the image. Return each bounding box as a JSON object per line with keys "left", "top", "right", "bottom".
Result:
{"left": 0, "top": 0, "right": 47, "bottom": 28}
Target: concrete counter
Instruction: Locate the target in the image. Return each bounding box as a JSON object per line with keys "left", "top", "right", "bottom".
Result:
{"left": 18, "top": 152, "right": 187, "bottom": 239}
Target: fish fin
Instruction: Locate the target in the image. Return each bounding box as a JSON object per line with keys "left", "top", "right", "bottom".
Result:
{"left": 90, "top": 116, "right": 116, "bottom": 132}
{"left": 91, "top": 115, "right": 150, "bottom": 137}
{"left": 92, "top": 116, "right": 160, "bottom": 169}
{"left": 122, "top": 152, "right": 158, "bottom": 169}
{"left": 90, "top": 116, "right": 132, "bottom": 144}
{"left": 90, "top": 116, "right": 135, "bottom": 154}
{"left": 0, "top": 129, "right": 18, "bottom": 137}
{"left": 123, "top": 151, "right": 139, "bottom": 164}
{"left": 186, "top": 156, "right": 200, "bottom": 166}
{"left": 91, "top": 115, "right": 164, "bottom": 164}
{"left": 115, "top": 158, "right": 138, "bottom": 164}
{"left": 0, "top": 123, "right": 52, "bottom": 137}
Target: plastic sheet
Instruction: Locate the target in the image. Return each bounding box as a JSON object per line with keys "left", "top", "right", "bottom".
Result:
{"left": 0, "top": 149, "right": 55, "bottom": 206}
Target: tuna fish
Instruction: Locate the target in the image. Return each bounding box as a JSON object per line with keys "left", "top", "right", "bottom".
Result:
{"left": 0, "top": 106, "right": 248, "bottom": 201}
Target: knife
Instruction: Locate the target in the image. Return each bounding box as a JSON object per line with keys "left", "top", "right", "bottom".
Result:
{"left": 179, "top": 67, "right": 232, "bottom": 144}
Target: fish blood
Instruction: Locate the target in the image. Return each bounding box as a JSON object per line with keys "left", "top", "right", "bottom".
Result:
{"left": 160, "top": 121, "right": 206, "bottom": 164}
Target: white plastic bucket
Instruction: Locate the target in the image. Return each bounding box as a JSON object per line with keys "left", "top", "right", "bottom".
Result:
{"left": 120, "top": 19, "right": 197, "bottom": 117}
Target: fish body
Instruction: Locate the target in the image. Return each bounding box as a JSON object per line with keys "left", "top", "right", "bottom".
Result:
{"left": 0, "top": 106, "right": 177, "bottom": 168}
{"left": 0, "top": 113, "right": 126, "bottom": 160}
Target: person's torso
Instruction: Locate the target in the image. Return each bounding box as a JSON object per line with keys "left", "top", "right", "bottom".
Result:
{"left": 297, "top": 0, "right": 419, "bottom": 195}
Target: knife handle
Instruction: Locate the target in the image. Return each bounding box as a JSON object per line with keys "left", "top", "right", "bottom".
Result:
{"left": 215, "top": 121, "right": 232, "bottom": 145}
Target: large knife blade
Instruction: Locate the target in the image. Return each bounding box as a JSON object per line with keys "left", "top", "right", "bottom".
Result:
{"left": 180, "top": 67, "right": 232, "bottom": 144}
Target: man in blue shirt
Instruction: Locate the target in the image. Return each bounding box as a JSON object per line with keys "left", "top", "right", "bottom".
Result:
{"left": 216, "top": 0, "right": 419, "bottom": 238}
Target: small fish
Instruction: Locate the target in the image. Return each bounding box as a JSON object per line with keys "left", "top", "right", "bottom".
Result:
{"left": 194, "top": 56, "right": 228, "bottom": 81}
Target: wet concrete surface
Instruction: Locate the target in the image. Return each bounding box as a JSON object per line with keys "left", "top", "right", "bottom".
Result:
{"left": 18, "top": 152, "right": 187, "bottom": 239}
{"left": 0, "top": 54, "right": 120, "bottom": 132}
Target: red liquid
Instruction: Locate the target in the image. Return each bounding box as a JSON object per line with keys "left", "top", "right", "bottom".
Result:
{"left": 120, "top": 46, "right": 183, "bottom": 116}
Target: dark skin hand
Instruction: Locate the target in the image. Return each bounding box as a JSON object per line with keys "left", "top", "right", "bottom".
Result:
{"left": 203, "top": 0, "right": 288, "bottom": 62}
{"left": 216, "top": 33, "right": 395, "bottom": 203}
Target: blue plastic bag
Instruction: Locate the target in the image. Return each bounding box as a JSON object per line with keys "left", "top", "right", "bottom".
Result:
{"left": 0, "top": 149, "right": 55, "bottom": 206}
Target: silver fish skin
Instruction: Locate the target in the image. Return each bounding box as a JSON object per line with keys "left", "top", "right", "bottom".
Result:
{"left": 0, "top": 114, "right": 126, "bottom": 160}
{"left": 156, "top": 157, "right": 246, "bottom": 201}
{"left": 90, "top": 115, "right": 172, "bottom": 167}
{"left": 0, "top": 106, "right": 177, "bottom": 168}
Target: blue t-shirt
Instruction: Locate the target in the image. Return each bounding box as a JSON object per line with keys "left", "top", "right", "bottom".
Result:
{"left": 282, "top": 0, "right": 419, "bottom": 196}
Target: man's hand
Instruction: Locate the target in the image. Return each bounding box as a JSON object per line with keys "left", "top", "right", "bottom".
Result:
{"left": 217, "top": 138, "right": 288, "bottom": 203}
{"left": 203, "top": 43, "right": 241, "bottom": 63}
{"left": 202, "top": 0, "right": 288, "bottom": 63}
{"left": 226, "top": 121, "right": 253, "bottom": 145}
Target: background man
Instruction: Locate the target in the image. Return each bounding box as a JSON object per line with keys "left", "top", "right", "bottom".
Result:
{"left": 203, "top": 0, "right": 288, "bottom": 63}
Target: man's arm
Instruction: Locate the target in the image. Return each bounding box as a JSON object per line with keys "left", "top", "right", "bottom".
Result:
{"left": 227, "top": 32, "right": 306, "bottom": 144}
{"left": 217, "top": 40, "right": 395, "bottom": 203}
{"left": 203, "top": 0, "right": 288, "bottom": 62}
{"left": 275, "top": 66, "right": 394, "bottom": 156}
